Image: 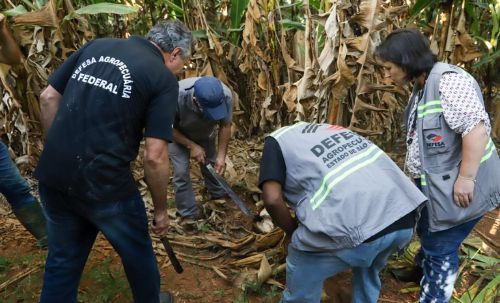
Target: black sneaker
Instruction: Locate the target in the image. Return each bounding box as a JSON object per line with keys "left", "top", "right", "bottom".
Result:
{"left": 390, "top": 266, "right": 423, "bottom": 284}
{"left": 159, "top": 291, "right": 174, "bottom": 303}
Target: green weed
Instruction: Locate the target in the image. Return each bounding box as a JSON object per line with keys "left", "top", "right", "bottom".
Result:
{"left": 234, "top": 282, "right": 280, "bottom": 303}
{"left": 167, "top": 199, "right": 176, "bottom": 208}
{"left": 0, "top": 257, "right": 10, "bottom": 272}
{"left": 197, "top": 223, "right": 210, "bottom": 233}
{"left": 79, "top": 256, "right": 131, "bottom": 303}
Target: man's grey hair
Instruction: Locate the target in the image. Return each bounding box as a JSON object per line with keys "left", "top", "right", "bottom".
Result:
{"left": 147, "top": 20, "right": 193, "bottom": 59}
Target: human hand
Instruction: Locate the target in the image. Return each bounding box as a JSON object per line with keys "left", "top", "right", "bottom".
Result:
{"left": 453, "top": 177, "right": 475, "bottom": 208}
{"left": 189, "top": 143, "right": 206, "bottom": 163}
{"left": 214, "top": 156, "right": 226, "bottom": 175}
{"left": 0, "top": 14, "right": 5, "bottom": 28}
{"left": 152, "top": 209, "right": 170, "bottom": 237}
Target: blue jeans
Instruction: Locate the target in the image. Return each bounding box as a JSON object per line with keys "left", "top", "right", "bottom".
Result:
{"left": 0, "top": 141, "right": 38, "bottom": 210}
{"left": 38, "top": 184, "right": 161, "bottom": 303}
{"left": 415, "top": 207, "right": 480, "bottom": 303}
{"left": 280, "top": 228, "right": 413, "bottom": 303}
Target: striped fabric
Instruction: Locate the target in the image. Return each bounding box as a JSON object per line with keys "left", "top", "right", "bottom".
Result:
{"left": 417, "top": 100, "right": 443, "bottom": 119}
{"left": 310, "top": 145, "right": 384, "bottom": 209}
{"left": 482, "top": 139, "right": 496, "bottom": 163}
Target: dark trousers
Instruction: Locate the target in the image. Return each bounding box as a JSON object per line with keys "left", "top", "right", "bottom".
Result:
{"left": 0, "top": 141, "right": 37, "bottom": 210}
{"left": 38, "top": 184, "right": 161, "bottom": 303}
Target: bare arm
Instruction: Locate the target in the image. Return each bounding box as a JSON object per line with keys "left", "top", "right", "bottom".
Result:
{"left": 262, "top": 181, "right": 298, "bottom": 237}
{"left": 172, "top": 128, "right": 205, "bottom": 163}
{"left": 214, "top": 122, "right": 231, "bottom": 174}
{"left": 0, "top": 15, "right": 22, "bottom": 65}
{"left": 39, "top": 85, "right": 63, "bottom": 135}
{"left": 144, "top": 137, "right": 170, "bottom": 236}
{"left": 454, "top": 122, "right": 489, "bottom": 207}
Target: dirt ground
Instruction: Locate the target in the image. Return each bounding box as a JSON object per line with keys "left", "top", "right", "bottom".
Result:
{"left": 1, "top": 140, "right": 498, "bottom": 303}
{"left": 2, "top": 198, "right": 498, "bottom": 303}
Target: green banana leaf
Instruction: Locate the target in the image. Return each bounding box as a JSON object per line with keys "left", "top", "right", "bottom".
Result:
{"left": 3, "top": 5, "right": 28, "bottom": 16}
{"left": 74, "top": 3, "right": 137, "bottom": 16}
{"left": 471, "top": 275, "right": 500, "bottom": 303}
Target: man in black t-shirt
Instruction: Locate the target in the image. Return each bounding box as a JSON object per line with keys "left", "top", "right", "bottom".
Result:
{"left": 35, "top": 21, "right": 192, "bottom": 303}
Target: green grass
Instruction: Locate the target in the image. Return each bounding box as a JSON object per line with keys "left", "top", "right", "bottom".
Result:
{"left": 0, "top": 257, "right": 10, "bottom": 272}
{"left": 78, "top": 256, "right": 131, "bottom": 303}
{"left": 0, "top": 250, "right": 132, "bottom": 303}
{"left": 0, "top": 251, "right": 45, "bottom": 303}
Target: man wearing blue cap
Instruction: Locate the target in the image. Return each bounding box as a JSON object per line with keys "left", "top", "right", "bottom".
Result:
{"left": 170, "top": 76, "right": 233, "bottom": 220}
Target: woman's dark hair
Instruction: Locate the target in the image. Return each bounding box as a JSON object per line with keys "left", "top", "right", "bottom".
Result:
{"left": 374, "top": 28, "right": 438, "bottom": 80}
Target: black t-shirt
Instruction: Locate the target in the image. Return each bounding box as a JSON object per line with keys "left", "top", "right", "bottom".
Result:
{"left": 258, "top": 137, "right": 415, "bottom": 243}
{"left": 35, "top": 36, "right": 179, "bottom": 201}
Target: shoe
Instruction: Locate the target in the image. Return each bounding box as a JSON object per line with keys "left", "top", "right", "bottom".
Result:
{"left": 175, "top": 209, "right": 204, "bottom": 231}
{"left": 390, "top": 266, "right": 423, "bottom": 283}
{"left": 175, "top": 206, "right": 205, "bottom": 221}
{"left": 12, "top": 203, "right": 48, "bottom": 248}
{"left": 178, "top": 216, "right": 203, "bottom": 230}
{"left": 159, "top": 291, "right": 174, "bottom": 303}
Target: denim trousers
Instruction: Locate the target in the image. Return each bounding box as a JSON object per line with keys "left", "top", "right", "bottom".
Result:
{"left": 169, "top": 138, "right": 225, "bottom": 218}
{"left": 280, "top": 228, "right": 413, "bottom": 303}
{"left": 0, "top": 141, "right": 38, "bottom": 210}
{"left": 415, "top": 207, "right": 480, "bottom": 303}
{"left": 38, "top": 184, "right": 161, "bottom": 303}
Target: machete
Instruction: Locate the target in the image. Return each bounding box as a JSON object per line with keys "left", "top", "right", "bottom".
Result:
{"left": 205, "top": 163, "right": 261, "bottom": 221}
{"left": 153, "top": 220, "right": 183, "bottom": 274}
{"left": 160, "top": 236, "right": 183, "bottom": 274}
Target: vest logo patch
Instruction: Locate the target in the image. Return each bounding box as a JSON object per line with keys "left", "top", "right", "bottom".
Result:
{"left": 327, "top": 125, "right": 345, "bottom": 131}
{"left": 302, "top": 124, "right": 321, "bottom": 134}
{"left": 426, "top": 133, "right": 445, "bottom": 148}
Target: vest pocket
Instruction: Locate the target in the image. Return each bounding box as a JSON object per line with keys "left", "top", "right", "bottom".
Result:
{"left": 425, "top": 165, "right": 492, "bottom": 231}
{"left": 422, "top": 116, "right": 448, "bottom": 156}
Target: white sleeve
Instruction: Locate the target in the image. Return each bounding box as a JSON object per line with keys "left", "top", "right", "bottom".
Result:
{"left": 439, "top": 72, "right": 491, "bottom": 136}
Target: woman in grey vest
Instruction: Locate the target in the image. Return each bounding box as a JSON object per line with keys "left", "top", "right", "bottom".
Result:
{"left": 375, "top": 29, "right": 500, "bottom": 303}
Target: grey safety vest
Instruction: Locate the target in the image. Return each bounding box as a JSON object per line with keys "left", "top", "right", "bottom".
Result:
{"left": 270, "top": 123, "right": 426, "bottom": 251}
{"left": 405, "top": 62, "right": 500, "bottom": 232}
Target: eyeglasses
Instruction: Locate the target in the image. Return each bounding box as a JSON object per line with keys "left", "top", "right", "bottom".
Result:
{"left": 183, "top": 60, "right": 196, "bottom": 70}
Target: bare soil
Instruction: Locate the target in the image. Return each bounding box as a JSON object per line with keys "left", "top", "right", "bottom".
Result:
{"left": 2, "top": 203, "right": 497, "bottom": 303}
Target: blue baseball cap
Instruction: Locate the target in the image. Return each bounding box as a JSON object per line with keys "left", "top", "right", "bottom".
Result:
{"left": 193, "top": 76, "right": 228, "bottom": 121}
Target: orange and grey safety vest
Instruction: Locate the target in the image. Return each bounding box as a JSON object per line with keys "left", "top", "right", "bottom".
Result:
{"left": 405, "top": 62, "right": 500, "bottom": 232}
{"left": 269, "top": 123, "right": 426, "bottom": 251}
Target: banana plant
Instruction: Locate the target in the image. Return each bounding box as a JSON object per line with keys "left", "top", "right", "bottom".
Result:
{"left": 229, "top": 0, "right": 249, "bottom": 45}
{"left": 64, "top": 2, "right": 139, "bottom": 20}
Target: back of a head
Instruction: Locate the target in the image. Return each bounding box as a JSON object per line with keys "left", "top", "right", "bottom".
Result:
{"left": 146, "top": 20, "right": 193, "bottom": 59}
{"left": 374, "top": 28, "right": 437, "bottom": 80}
{"left": 193, "top": 76, "right": 228, "bottom": 121}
